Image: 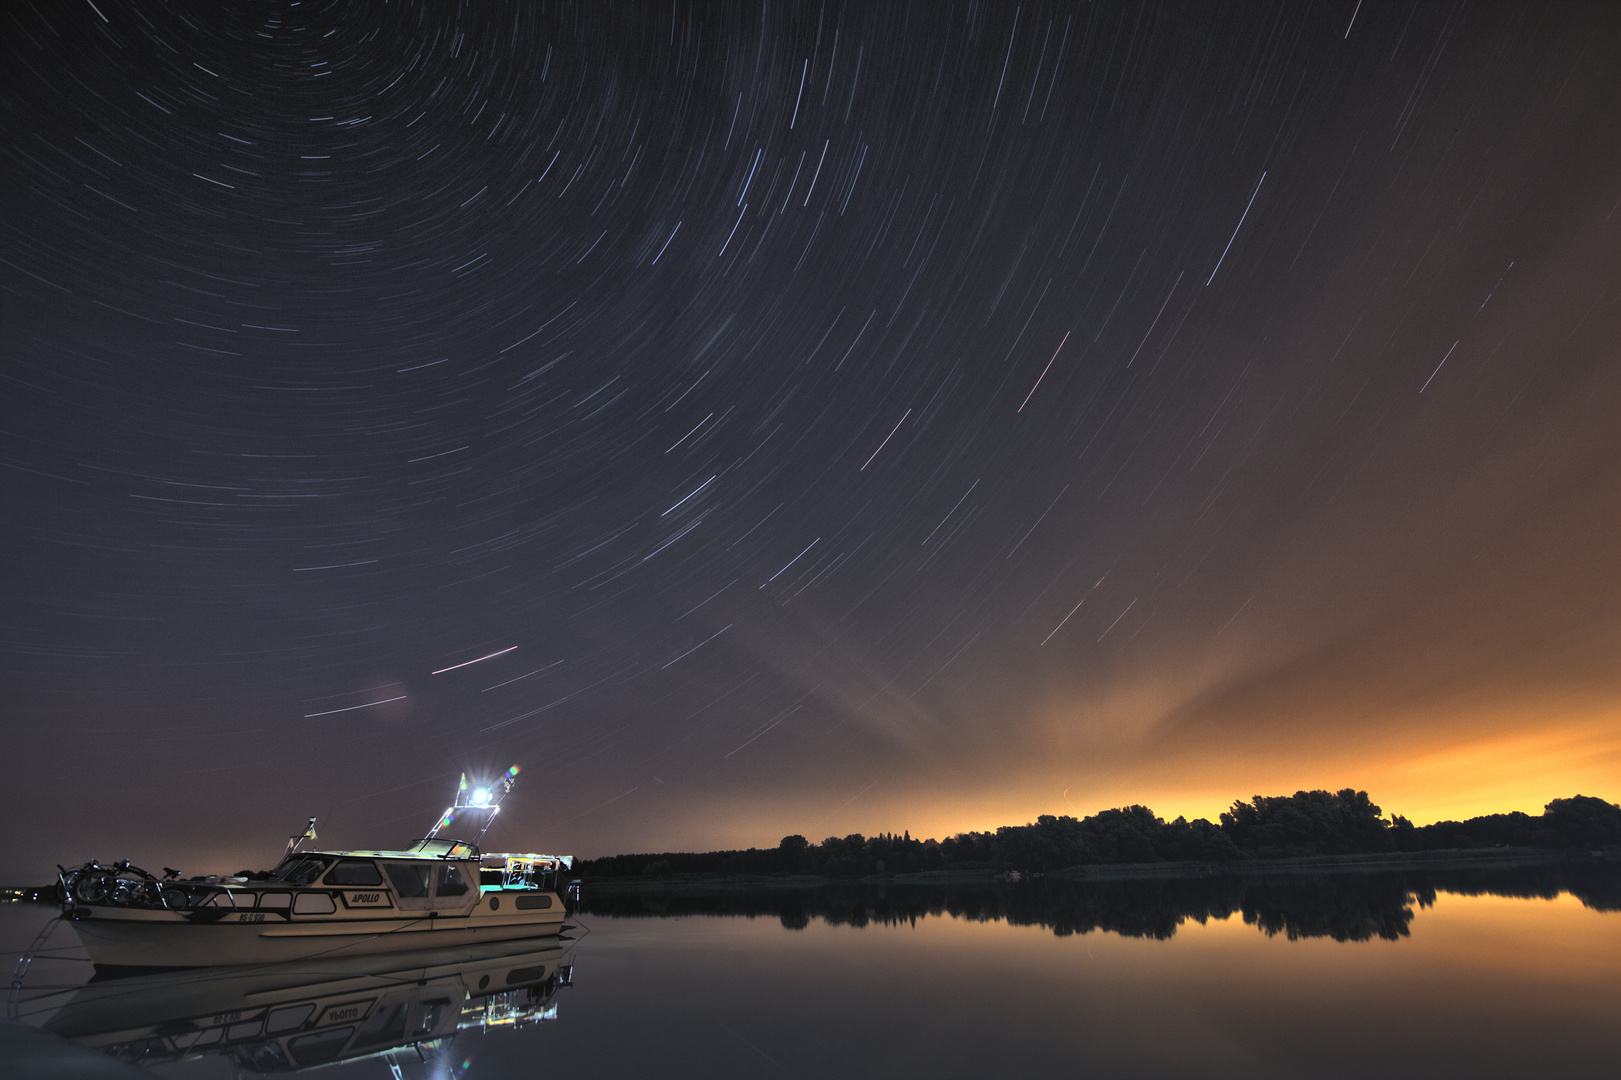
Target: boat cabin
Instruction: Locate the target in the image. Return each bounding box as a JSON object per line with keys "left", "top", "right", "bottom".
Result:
{"left": 194, "top": 839, "right": 577, "bottom": 914}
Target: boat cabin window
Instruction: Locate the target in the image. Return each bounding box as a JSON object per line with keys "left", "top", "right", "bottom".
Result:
{"left": 273, "top": 856, "right": 331, "bottom": 886}
{"left": 259, "top": 892, "right": 292, "bottom": 909}
{"left": 385, "top": 863, "right": 431, "bottom": 899}
{"left": 435, "top": 864, "right": 470, "bottom": 897}
{"left": 325, "top": 859, "right": 384, "bottom": 887}
{"left": 292, "top": 892, "right": 337, "bottom": 915}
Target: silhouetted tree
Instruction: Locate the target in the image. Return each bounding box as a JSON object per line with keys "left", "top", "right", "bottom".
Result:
{"left": 778, "top": 834, "right": 809, "bottom": 873}
{"left": 1220, "top": 789, "right": 1394, "bottom": 857}
{"left": 1543, "top": 795, "right": 1621, "bottom": 847}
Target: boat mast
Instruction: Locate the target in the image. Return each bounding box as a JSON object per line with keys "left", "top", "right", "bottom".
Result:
{"left": 284, "top": 817, "right": 318, "bottom": 858}
{"left": 425, "top": 764, "right": 520, "bottom": 843}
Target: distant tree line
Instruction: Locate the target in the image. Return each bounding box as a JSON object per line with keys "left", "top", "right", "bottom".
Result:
{"left": 576, "top": 791, "right": 1621, "bottom": 879}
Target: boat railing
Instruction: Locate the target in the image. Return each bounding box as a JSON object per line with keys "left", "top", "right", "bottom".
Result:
{"left": 478, "top": 852, "right": 573, "bottom": 890}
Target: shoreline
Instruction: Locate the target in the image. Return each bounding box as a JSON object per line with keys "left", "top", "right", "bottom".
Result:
{"left": 577, "top": 847, "right": 1615, "bottom": 891}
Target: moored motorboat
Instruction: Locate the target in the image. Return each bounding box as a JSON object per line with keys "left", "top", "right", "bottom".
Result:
{"left": 56, "top": 767, "right": 577, "bottom": 968}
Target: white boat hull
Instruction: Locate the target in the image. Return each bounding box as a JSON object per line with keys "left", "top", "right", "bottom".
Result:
{"left": 68, "top": 894, "right": 566, "bottom": 967}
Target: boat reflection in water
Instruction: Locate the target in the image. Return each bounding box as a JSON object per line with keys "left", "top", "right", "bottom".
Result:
{"left": 36, "top": 936, "right": 572, "bottom": 1073}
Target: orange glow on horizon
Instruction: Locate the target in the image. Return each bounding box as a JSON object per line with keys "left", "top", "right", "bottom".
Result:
{"left": 662, "top": 709, "right": 1620, "bottom": 852}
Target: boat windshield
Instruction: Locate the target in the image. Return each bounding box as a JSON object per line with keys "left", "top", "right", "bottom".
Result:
{"left": 272, "top": 855, "right": 332, "bottom": 885}
{"left": 404, "top": 838, "right": 478, "bottom": 858}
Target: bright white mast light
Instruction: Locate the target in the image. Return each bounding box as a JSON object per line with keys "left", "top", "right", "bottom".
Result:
{"left": 425, "top": 765, "right": 520, "bottom": 842}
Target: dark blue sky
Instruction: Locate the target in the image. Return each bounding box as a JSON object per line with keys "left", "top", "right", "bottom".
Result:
{"left": 2, "top": 1, "right": 1615, "bottom": 882}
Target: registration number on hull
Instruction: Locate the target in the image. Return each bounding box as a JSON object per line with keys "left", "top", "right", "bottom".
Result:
{"left": 237, "top": 912, "right": 265, "bottom": 923}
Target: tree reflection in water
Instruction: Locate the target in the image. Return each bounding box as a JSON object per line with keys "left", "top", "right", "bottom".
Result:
{"left": 579, "top": 859, "right": 1620, "bottom": 943}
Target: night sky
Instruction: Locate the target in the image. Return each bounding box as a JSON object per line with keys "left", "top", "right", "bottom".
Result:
{"left": 2, "top": 2, "right": 1616, "bottom": 883}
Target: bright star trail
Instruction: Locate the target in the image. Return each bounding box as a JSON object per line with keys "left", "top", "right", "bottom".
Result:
{"left": 0, "top": 2, "right": 1615, "bottom": 880}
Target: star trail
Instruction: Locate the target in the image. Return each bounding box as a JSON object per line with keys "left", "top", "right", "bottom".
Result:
{"left": 1, "top": 1, "right": 1616, "bottom": 880}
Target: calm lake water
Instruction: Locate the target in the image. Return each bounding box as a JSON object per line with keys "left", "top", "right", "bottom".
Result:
{"left": 5, "top": 865, "right": 1620, "bottom": 1078}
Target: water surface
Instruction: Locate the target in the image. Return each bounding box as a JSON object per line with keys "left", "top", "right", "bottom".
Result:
{"left": 5, "top": 866, "right": 1619, "bottom": 1078}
